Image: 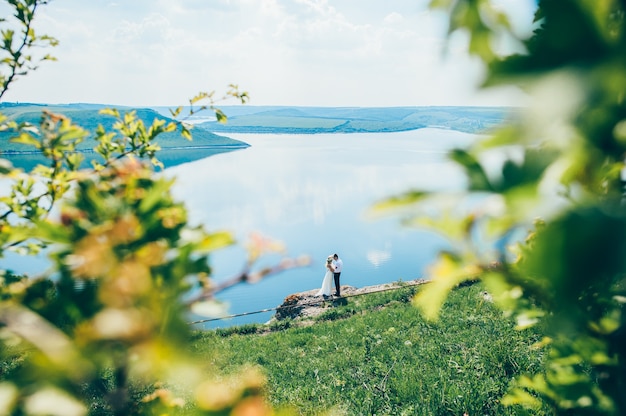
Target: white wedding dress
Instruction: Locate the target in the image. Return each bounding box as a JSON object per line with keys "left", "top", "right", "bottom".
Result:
{"left": 316, "top": 268, "right": 333, "bottom": 297}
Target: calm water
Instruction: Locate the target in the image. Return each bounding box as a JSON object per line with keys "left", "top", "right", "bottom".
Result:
{"left": 0, "top": 128, "right": 476, "bottom": 328}
{"left": 165, "top": 129, "right": 475, "bottom": 328}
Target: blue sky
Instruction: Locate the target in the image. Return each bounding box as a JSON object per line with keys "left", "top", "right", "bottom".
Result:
{"left": 2, "top": 0, "right": 536, "bottom": 107}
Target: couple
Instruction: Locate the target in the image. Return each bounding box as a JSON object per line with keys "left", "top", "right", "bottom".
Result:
{"left": 316, "top": 253, "right": 343, "bottom": 297}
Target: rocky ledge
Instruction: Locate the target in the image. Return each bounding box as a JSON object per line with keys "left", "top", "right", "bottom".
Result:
{"left": 270, "top": 279, "right": 428, "bottom": 323}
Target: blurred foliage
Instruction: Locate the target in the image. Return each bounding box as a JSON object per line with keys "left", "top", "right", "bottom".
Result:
{"left": 0, "top": 1, "right": 304, "bottom": 415}
{"left": 373, "top": 0, "right": 626, "bottom": 414}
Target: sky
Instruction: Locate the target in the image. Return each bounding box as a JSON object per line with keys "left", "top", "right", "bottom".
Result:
{"left": 1, "top": 0, "right": 536, "bottom": 108}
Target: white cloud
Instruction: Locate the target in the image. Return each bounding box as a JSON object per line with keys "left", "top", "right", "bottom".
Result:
{"left": 1, "top": 0, "right": 536, "bottom": 107}
{"left": 383, "top": 12, "right": 404, "bottom": 25}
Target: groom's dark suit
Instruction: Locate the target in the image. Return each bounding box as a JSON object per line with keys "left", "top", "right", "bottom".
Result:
{"left": 332, "top": 255, "right": 343, "bottom": 296}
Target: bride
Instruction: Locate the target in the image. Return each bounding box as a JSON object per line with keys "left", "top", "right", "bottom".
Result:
{"left": 316, "top": 256, "right": 335, "bottom": 297}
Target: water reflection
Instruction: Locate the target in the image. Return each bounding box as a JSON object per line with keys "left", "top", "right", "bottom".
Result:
{"left": 0, "top": 129, "right": 476, "bottom": 328}
{"left": 165, "top": 129, "right": 475, "bottom": 328}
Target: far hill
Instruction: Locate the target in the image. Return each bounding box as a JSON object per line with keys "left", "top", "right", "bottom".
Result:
{"left": 0, "top": 103, "right": 249, "bottom": 154}
{"left": 188, "top": 105, "right": 516, "bottom": 134}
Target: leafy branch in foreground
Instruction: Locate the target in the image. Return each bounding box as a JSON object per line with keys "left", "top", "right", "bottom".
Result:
{"left": 1, "top": 156, "right": 308, "bottom": 415}
{"left": 0, "top": 108, "right": 312, "bottom": 414}
{"left": 0, "top": 0, "right": 58, "bottom": 100}
{"left": 0, "top": 1, "right": 311, "bottom": 414}
{"left": 371, "top": 1, "right": 626, "bottom": 414}
{"left": 170, "top": 84, "right": 250, "bottom": 140}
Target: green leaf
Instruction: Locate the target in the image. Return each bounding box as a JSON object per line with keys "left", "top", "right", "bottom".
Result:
{"left": 10, "top": 132, "right": 40, "bottom": 148}
{"left": 147, "top": 118, "right": 166, "bottom": 139}
{"left": 99, "top": 108, "right": 120, "bottom": 118}
{"left": 3, "top": 224, "right": 39, "bottom": 244}
{"left": 0, "top": 158, "right": 14, "bottom": 174}
{"left": 501, "top": 387, "right": 543, "bottom": 408}
{"left": 449, "top": 149, "right": 492, "bottom": 191}
{"left": 369, "top": 190, "right": 429, "bottom": 214}
{"left": 413, "top": 252, "right": 480, "bottom": 320}
{"left": 190, "top": 91, "right": 213, "bottom": 104}
{"left": 163, "top": 122, "right": 177, "bottom": 133}
{"left": 428, "top": 0, "right": 453, "bottom": 10}
{"left": 30, "top": 220, "right": 71, "bottom": 244}
{"left": 64, "top": 153, "right": 85, "bottom": 170}
{"left": 180, "top": 125, "right": 192, "bottom": 141}
{"left": 197, "top": 230, "right": 235, "bottom": 252}
{"left": 138, "top": 179, "right": 174, "bottom": 213}
{"left": 475, "top": 124, "right": 522, "bottom": 150}
{"left": 169, "top": 106, "right": 183, "bottom": 118}
{"left": 215, "top": 109, "right": 227, "bottom": 123}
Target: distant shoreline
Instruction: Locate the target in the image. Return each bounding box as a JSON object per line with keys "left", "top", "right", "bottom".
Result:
{"left": 1, "top": 144, "right": 250, "bottom": 156}
{"left": 203, "top": 126, "right": 434, "bottom": 134}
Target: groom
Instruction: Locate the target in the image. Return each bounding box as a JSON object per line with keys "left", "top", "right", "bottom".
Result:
{"left": 332, "top": 253, "right": 343, "bottom": 297}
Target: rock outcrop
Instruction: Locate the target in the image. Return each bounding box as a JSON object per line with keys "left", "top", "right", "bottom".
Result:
{"left": 272, "top": 279, "right": 427, "bottom": 322}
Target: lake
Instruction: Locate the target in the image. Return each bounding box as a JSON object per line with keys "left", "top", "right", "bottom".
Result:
{"left": 164, "top": 128, "right": 475, "bottom": 328}
{"left": 0, "top": 128, "right": 475, "bottom": 328}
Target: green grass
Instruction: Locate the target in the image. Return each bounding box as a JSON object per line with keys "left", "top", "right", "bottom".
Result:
{"left": 190, "top": 283, "right": 548, "bottom": 415}
{"left": 1, "top": 283, "right": 547, "bottom": 414}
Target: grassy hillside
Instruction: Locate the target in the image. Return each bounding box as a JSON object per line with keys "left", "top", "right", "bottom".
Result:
{"left": 194, "top": 106, "right": 516, "bottom": 134}
{"left": 0, "top": 103, "right": 248, "bottom": 153}
{"left": 2, "top": 281, "right": 548, "bottom": 414}
{"left": 190, "top": 283, "right": 547, "bottom": 415}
